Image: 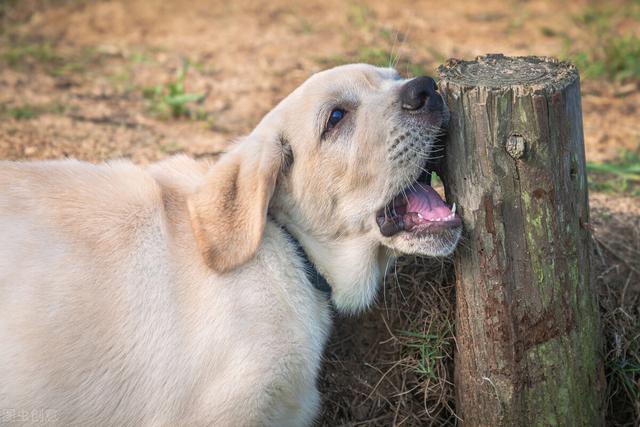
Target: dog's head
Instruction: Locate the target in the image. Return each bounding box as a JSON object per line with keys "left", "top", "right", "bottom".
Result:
{"left": 189, "top": 64, "right": 461, "bottom": 312}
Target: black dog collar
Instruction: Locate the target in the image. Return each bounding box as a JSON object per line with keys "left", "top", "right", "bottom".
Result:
{"left": 278, "top": 225, "right": 332, "bottom": 295}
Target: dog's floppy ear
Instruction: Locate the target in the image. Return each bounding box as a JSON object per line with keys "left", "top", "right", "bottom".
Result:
{"left": 188, "top": 133, "right": 284, "bottom": 273}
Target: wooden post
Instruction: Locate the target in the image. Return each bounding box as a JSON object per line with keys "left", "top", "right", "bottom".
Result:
{"left": 438, "top": 55, "right": 604, "bottom": 426}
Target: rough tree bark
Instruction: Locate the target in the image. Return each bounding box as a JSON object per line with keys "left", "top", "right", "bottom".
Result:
{"left": 438, "top": 54, "right": 604, "bottom": 426}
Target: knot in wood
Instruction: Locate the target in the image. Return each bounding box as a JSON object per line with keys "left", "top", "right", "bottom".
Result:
{"left": 506, "top": 135, "right": 526, "bottom": 159}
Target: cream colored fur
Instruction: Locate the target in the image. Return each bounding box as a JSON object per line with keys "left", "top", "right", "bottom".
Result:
{"left": 0, "top": 64, "right": 459, "bottom": 426}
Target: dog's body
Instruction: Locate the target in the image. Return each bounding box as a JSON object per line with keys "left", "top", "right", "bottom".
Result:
{"left": 0, "top": 158, "right": 330, "bottom": 426}
{"left": 0, "top": 64, "right": 461, "bottom": 426}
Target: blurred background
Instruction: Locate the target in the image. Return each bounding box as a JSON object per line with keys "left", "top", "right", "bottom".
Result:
{"left": 1, "top": 1, "right": 638, "bottom": 425}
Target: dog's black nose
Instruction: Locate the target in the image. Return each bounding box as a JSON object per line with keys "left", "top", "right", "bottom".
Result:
{"left": 400, "top": 76, "right": 443, "bottom": 112}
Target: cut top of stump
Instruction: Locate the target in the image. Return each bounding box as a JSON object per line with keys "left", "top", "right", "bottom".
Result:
{"left": 438, "top": 54, "right": 578, "bottom": 94}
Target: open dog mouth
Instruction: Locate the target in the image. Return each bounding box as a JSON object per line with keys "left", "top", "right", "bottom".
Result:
{"left": 376, "top": 169, "right": 461, "bottom": 237}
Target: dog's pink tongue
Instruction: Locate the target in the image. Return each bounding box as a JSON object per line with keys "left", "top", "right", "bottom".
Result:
{"left": 406, "top": 183, "right": 452, "bottom": 220}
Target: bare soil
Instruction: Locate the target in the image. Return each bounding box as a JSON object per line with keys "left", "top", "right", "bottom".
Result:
{"left": 1, "top": 1, "right": 638, "bottom": 425}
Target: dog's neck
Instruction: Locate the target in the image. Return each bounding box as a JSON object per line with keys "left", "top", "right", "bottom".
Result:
{"left": 271, "top": 217, "right": 389, "bottom": 313}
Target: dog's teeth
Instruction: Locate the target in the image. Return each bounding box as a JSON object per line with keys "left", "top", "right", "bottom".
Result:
{"left": 451, "top": 202, "right": 456, "bottom": 214}
{"left": 417, "top": 213, "right": 423, "bottom": 219}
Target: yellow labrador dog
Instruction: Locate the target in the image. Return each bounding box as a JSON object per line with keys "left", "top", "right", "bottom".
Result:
{"left": 0, "top": 64, "right": 461, "bottom": 426}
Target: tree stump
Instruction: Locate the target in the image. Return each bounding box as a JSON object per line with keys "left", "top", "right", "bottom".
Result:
{"left": 438, "top": 54, "right": 604, "bottom": 426}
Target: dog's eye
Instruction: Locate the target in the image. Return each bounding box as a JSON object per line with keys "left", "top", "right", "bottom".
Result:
{"left": 326, "top": 108, "right": 346, "bottom": 131}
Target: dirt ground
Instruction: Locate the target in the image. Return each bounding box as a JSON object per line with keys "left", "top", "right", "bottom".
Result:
{"left": 1, "top": 0, "right": 639, "bottom": 425}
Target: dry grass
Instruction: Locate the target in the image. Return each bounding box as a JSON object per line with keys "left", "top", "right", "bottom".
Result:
{"left": 319, "top": 257, "right": 457, "bottom": 426}
{"left": 592, "top": 196, "right": 640, "bottom": 427}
